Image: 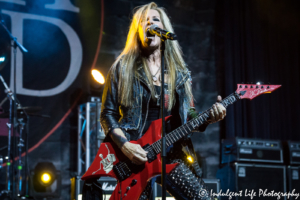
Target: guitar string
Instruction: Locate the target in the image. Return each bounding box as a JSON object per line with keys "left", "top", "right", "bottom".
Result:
{"left": 114, "top": 93, "right": 238, "bottom": 172}
{"left": 163, "top": 93, "right": 238, "bottom": 147}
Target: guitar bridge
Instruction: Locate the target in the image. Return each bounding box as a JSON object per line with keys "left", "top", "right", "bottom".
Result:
{"left": 113, "top": 161, "right": 132, "bottom": 182}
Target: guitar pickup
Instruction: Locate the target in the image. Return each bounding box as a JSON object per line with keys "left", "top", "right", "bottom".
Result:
{"left": 113, "top": 161, "right": 132, "bottom": 182}
{"left": 143, "top": 144, "right": 157, "bottom": 163}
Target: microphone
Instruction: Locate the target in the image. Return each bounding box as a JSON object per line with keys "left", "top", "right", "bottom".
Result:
{"left": 147, "top": 25, "right": 177, "bottom": 40}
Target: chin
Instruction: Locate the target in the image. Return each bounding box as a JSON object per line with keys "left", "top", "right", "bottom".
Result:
{"left": 148, "top": 39, "right": 161, "bottom": 48}
{"left": 142, "top": 36, "right": 161, "bottom": 50}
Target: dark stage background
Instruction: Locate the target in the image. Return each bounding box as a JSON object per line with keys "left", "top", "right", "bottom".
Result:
{"left": 0, "top": 0, "right": 299, "bottom": 199}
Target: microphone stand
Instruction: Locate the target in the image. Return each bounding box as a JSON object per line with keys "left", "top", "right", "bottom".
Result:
{"left": 148, "top": 25, "right": 177, "bottom": 200}
{"left": 0, "top": 20, "right": 28, "bottom": 199}
{"left": 160, "top": 38, "right": 167, "bottom": 200}
{"left": 0, "top": 75, "right": 14, "bottom": 198}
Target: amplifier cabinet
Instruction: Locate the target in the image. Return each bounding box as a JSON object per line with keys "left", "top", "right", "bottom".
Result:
{"left": 217, "top": 163, "right": 287, "bottom": 200}
{"left": 287, "top": 166, "right": 300, "bottom": 200}
{"left": 222, "top": 138, "right": 283, "bottom": 164}
{"left": 71, "top": 176, "right": 117, "bottom": 200}
{"left": 287, "top": 141, "right": 300, "bottom": 165}
{"left": 235, "top": 163, "right": 286, "bottom": 200}
{"left": 203, "top": 179, "right": 220, "bottom": 200}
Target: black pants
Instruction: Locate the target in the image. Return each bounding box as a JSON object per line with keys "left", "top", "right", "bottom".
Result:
{"left": 139, "top": 159, "right": 211, "bottom": 200}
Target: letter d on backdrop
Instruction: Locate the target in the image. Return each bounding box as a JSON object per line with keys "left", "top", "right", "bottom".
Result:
{"left": 1, "top": 10, "right": 82, "bottom": 97}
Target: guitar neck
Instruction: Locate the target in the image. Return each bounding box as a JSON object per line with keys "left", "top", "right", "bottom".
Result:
{"left": 151, "top": 92, "right": 241, "bottom": 154}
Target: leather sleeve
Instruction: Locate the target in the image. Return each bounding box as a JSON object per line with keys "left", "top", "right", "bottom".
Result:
{"left": 188, "top": 106, "right": 209, "bottom": 132}
{"left": 100, "top": 62, "right": 122, "bottom": 135}
{"left": 186, "top": 72, "right": 209, "bottom": 132}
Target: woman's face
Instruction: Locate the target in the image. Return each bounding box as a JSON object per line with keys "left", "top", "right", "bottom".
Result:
{"left": 138, "top": 9, "right": 164, "bottom": 50}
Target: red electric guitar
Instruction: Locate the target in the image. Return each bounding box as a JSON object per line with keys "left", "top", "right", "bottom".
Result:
{"left": 81, "top": 84, "right": 281, "bottom": 200}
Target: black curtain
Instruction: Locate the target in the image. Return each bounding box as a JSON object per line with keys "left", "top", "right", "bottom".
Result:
{"left": 216, "top": 0, "right": 300, "bottom": 140}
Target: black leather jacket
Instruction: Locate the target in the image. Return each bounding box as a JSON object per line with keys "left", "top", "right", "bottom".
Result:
{"left": 100, "top": 61, "right": 206, "bottom": 141}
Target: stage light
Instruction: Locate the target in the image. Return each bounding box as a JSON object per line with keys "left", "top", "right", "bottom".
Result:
{"left": 187, "top": 156, "right": 194, "bottom": 163}
{"left": 256, "top": 82, "right": 261, "bottom": 85}
{"left": 0, "top": 38, "right": 9, "bottom": 71}
{"left": 30, "top": 162, "right": 61, "bottom": 198}
{"left": 91, "top": 69, "right": 105, "bottom": 84}
{"left": 41, "top": 173, "right": 52, "bottom": 185}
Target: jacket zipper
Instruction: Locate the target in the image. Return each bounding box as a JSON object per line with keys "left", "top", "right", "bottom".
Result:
{"left": 139, "top": 90, "right": 151, "bottom": 137}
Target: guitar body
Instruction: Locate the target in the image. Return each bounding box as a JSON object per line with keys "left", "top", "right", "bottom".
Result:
{"left": 81, "top": 116, "right": 178, "bottom": 200}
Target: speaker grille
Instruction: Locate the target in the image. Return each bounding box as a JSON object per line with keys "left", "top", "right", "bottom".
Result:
{"left": 236, "top": 164, "right": 286, "bottom": 200}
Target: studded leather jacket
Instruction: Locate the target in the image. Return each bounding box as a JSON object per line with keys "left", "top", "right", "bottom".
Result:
{"left": 100, "top": 61, "right": 207, "bottom": 141}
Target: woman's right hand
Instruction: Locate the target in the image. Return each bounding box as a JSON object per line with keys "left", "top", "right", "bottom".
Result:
{"left": 121, "top": 142, "right": 148, "bottom": 165}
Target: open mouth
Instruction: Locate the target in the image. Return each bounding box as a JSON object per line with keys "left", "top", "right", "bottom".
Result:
{"left": 146, "top": 30, "right": 154, "bottom": 38}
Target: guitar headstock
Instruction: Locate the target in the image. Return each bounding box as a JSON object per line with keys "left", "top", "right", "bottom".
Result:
{"left": 236, "top": 84, "right": 281, "bottom": 100}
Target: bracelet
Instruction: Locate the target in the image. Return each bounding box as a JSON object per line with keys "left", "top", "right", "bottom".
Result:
{"left": 109, "top": 131, "right": 129, "bottom": 149}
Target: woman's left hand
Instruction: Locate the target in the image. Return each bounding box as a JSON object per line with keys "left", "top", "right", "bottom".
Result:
{"left": 209, "top": 95, "right": 226, "bottom": 123}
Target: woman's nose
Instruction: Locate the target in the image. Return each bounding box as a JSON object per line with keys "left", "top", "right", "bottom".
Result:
{"left": 147, "top": 19, "right": 153, "bottom": 25}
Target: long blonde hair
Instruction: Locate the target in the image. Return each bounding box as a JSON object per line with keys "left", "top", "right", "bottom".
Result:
{"left": 111, "top": 2, "right": 193, "bottom": 110}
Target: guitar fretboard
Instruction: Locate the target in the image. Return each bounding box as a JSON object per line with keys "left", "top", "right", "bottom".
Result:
{"left": 150, "top": 92, "right": 241, "bottom": 154}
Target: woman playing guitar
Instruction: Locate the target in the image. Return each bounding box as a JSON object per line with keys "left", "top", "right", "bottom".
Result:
{"left": 98, "top": 2, "right": 226, "bottom": 199}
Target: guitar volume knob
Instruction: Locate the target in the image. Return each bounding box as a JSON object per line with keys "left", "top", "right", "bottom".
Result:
{"left": 131, "top": 179, "right": 137, "bottom": 186}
